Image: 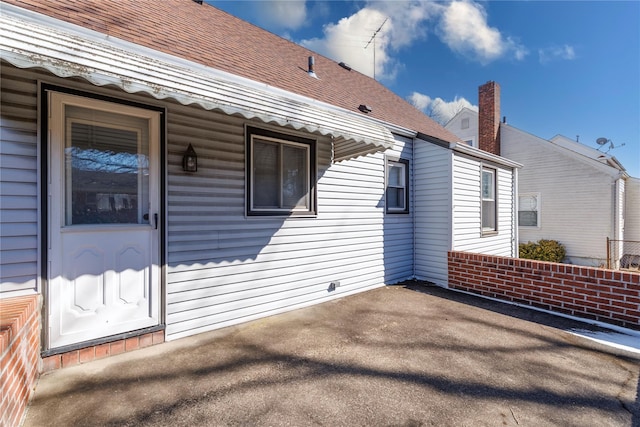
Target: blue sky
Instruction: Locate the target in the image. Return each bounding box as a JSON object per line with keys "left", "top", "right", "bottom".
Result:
{"left": 210, "top": 1, "right": 640, "bottom": 177}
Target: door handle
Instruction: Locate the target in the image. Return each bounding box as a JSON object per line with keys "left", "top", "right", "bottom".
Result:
{"left": 142, "top": 213, "right": 157, "bottom": 229}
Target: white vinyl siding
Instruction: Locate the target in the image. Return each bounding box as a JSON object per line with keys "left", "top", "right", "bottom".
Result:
{"left": 501, "top": 125, "right": 617, "bottom": 266}
{"left": 625, "top": 178, "right": 640, "bottom": 244}
{"left": 444, "top": 110, "right": 478, "bottom": 148}
{"left": 382, "top": 135, "right": 414, "bottom": 282}
{"left": 452, "top": 155, "right": 515, "bottom": 257}
{"left": 165, "top": 109, "right": 413, "bottom": 340}
{"left": 0, "top": 64, "right": 39, "bottom": 295}
{"left": 414, "top": 141, "right": 452, "bottom": 286}
{"left": 0, "top": 63, "right": 411, "bottom": 343}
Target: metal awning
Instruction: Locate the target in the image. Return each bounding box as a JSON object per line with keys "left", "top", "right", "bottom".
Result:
{"left": 0, "top": 4, "right": 394, "bottom": 162}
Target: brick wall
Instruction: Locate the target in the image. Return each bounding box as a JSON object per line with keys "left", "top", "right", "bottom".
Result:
{"left": 1, "top": 295, "right": 41, "bottom": 427}
{"left": 448, "top": 251, "right": 640, "bottom": 330}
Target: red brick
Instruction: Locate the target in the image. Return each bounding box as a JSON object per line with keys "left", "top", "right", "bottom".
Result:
{"left": 610, "top": 313, "right": 638, "bottom": 323}
{"left": 79, "top": 347, "right": 95, "bottom": 364}
{"left": 42, "top": 356, "right": 61, "bottom": 373}
{"left": 554, "top": 295, "right": 578, "bottom": 304}
{"left": 110, "top": 340, "right": 125, "bottom": 355}
{"left": 125, "top": 336, "right": 139, "bottom": 352}
{"left": 139, "top": 333, "right": 153, "bottom": 348}
{"left": 95, "top": 343, "right": 111, "bottom": 359}
{"left": 610, "top": 301, "right": 639, "bottom": 311}
{"left": 627, "top": 282, "right": 640, "bottom": 290}
{"left": 61, "top": 350, "right": 79, "bottom": 368}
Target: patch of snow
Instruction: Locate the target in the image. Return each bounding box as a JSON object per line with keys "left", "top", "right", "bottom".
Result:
{"left": 569, "top": 329, "right": 640, "bottom": 355}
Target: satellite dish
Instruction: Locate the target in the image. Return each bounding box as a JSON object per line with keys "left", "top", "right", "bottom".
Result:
{"left": 596, "top": 137, "right": 609, "bottom": 146}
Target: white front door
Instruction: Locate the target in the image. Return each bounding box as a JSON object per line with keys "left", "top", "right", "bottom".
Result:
{"left": 47, "top": 91, "right": 161, "bottom": 349}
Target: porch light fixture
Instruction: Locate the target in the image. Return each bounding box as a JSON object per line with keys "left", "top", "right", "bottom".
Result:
{"left": 182, "top": 144, "right": 198, "bottom": 172}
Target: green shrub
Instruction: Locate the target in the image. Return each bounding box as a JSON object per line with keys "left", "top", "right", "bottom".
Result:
{"left": 519, "top": 239, "right": 566, "bottom": 263}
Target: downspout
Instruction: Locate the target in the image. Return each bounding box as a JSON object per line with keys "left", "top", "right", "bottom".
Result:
{"left": 612, "top": 175, "right": 625, "bottom": 268}
{"left": 513, "top": 167, "right": 519, "bottom": 257}
{"left": 412, "top": 138, "right": 416, "bottom": 279}
{"left": 447, "top": 150, "right": 454, "bottom": 288}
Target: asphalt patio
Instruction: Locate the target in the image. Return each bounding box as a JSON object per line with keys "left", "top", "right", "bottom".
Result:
{"left": 23, "top": 283, "right": 640, "bottom": 426}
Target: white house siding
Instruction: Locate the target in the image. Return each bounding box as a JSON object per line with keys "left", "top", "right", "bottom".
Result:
{"left": 165, "top": 107, "right": 412, "bottom": 339}
{"left": 0, "top": 63, "right": 39, "bottom": 296}
{"left": 451, "top": 154, "right": 515, "bottom": 256}
{"left": 625, "top": 177, "right": 640, "bottom": 253}
{"left": 0, "top": 63, "right": 408, "bottom": 343}
{"left": 444, "top": 109, "right": 478, "bottom": 148}
{"left": 382, "top": 134, "right": 414, "bottom": 282}
{"left": 414, "top": 140, "right": 452, "bottom": 286}
{"left": 501, "top": 125, "right": 616, "bottom": 266}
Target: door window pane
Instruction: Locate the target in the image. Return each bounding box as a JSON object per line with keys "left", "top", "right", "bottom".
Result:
{"left": 65, "top": 106, "right": 150, "bottom": 225}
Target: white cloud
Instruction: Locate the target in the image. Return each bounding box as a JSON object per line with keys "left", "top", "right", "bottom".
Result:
{"left": 438, "top": 1, "right": 527, "bottom": 64}
{"left": 366, "top": 1, "right": 439, "bottom": 50}
{"left": 539, "top": 44, "right": 576, "bottom": 63}
{"left": 408, "top": 92, "right": 477, "bottom": 125}
{"left": 300, "top": 2, "right": 443, "bottom": 79}
{"left": 298, "top": 1, "right": 527, "bottom": 80}
{"left": 255, "top": 0, "right": 308, "bottom": 30}
{"left": 302, "top": 7, "right": 393, "bottom": 79}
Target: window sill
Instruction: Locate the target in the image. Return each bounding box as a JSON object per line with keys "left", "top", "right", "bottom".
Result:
{"left": 246, "top": 212, "right": 317, "bottom": 219}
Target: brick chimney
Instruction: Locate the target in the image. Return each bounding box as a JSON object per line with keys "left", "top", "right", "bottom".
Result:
{"left": 478, "top": 81, "right": 501, "bottom": 155}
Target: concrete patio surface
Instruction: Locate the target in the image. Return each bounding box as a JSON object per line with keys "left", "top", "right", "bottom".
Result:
{"left": 23, "top": 283, "right": 640, "bottom": 426}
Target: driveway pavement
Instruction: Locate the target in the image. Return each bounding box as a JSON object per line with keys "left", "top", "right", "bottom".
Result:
{"left": 24, "top": 283, "right": 640, "bottom": 426}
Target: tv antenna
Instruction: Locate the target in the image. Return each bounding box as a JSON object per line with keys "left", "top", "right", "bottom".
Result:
{"left": 364, "top": 18, "right": 387, "bottom": 80}
{"left": 596, "top": 137, "right": 625, "bottom": 154}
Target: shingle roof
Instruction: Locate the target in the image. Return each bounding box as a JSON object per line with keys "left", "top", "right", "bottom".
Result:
{"left": 3, "top": 0, "right": 459, "bottom": 143}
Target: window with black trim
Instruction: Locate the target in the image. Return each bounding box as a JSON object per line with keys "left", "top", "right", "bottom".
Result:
{"left": 386, "top": 158, "right": 409, "bottom": 214}
{"left": 481, "top": 166, "right": 497, "bottom": 232}
{"left": 246, "top": 126, "right": 316, "bottom": 216}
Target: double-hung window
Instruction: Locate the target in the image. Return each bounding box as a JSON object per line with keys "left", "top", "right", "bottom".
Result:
{"left": 481, "top": 166, "right": 497, "bottom": 232}
{"left": 386, "top": 158, "right": 409, "bottom": 214}
{"left": 246, "top": 126, "right": 316, "bottom": 216}
{"left": 518, "top": 193, "right": 540, "bottom": 227}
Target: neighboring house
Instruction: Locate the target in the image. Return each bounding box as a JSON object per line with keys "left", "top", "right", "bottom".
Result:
{"left": 446, "top": 81, "right": 638, "bottom": 267}
{"left": 0, "top": 0, "right": 517, "bottom": 360}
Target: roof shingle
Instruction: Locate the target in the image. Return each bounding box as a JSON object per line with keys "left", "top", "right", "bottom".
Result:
{"left": 3, "top": 0, "right": 459, "bottom": 142}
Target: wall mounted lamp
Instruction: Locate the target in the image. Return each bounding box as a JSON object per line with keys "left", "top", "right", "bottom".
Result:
{"left": 182, "top": 144, "right": 198, "bottom": 172}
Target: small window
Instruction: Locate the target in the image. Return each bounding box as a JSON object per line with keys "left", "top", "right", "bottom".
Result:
{"left": 519, "top": 193, "right": 540, "bottom": 227}
{"left": 481, "top": 167, "right": 497, "bottom": 232}
{"left": 464, "top": 139, "right": 474, "bottom": 147}
{"left": 386, "top": 158, "right": 409, "bottom": 214}
{"left": 246, "top": 126, "right": 316, "bottom": 216}
{"left": 461, "top": 117, "right": 470, "bottom": 129}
